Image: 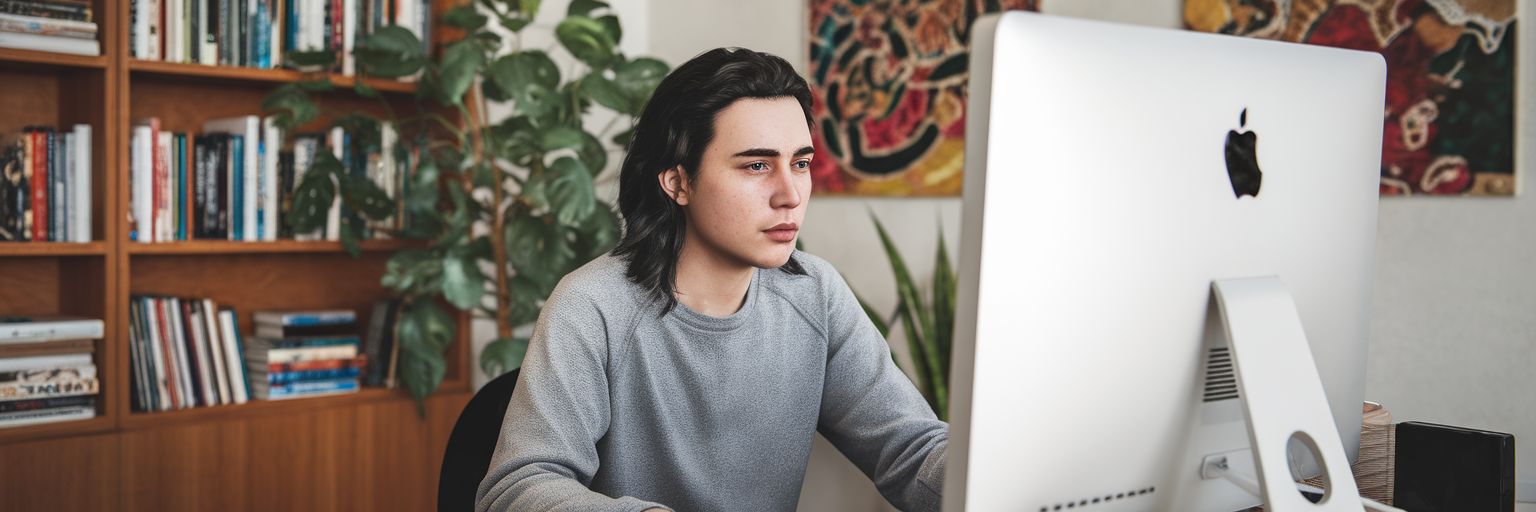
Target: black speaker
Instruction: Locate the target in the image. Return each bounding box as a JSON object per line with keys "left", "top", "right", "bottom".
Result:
{"left": 1393, "top": 421, "right": 1516, "bottom": 512}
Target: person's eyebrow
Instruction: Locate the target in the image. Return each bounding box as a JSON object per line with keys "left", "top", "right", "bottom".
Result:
{"left": 732, "top": 146, "right": 816, "bottom": 158}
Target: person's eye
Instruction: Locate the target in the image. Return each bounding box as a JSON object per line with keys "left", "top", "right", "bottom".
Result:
{"left": 747, "top": 162, "right": 768, "bottom": 171}
{"left": 793, "top": 160, "right": 811, "bottom": 170}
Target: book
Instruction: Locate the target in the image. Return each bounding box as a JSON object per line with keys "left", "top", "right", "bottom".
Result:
{"left": 0, "top": 394, "right": 93, "bottom": 413}
{"left": 0, "top": 316, "right": 103, "bottom": 344}
{"left": 253, "top": 309, "right": 355, "bottom": 326}
{"left": 0, "top": 403, "right": 93, "bottom": 428}
{"left": 0, "top": 142, "right": 23, "bottom": 241}
{"left": 69, "top": 124, "right": 88, "bottom": 242}
{"left": 0, "top": 23, "right": 96, "bottom": 54}
{"left": 246, "top": 344, "right": 357, "bottom": 364}
{"left": 217, "top": 307, "right": 249, "bottom": 403}
{"left": 0, "top": 337, "right": 92, "bottom": 359}
{"left": 244, "top": 335, "right": 359, "bottom": 349}
{"left": 0, "top": 1, "right": 93, "bottom": 22}
{"left": 0, "top": 353, "right": 89, "bottom": 371}
{"left": 202, "top": 116, "right": 259, "bottom": 241}
{"left": 0, "top": 363, "right": 97, "bottom": 400}
{"left": 28, "top": 128, "right": 44, "bottom": 241}
{"left": 251, "top": 365, "right": 361, "bottom": 385}
{"left": 264, "top": 355, "right": 365, "bottom": 373}
{"left": 0, "top": 12, "right": 97, "bottom": 40}
{"left": 130, "top": 121, "right": 155, "bottom": 241}
{"left": 248, "top": 376, "right": 357, "bottom": 400}
{"left": 361, "top": 298, "right": 396, "bottom": 386}
{"left": 261, "top": 116, "right": 280, "bottom": 240}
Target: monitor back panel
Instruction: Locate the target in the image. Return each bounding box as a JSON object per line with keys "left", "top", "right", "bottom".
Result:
{"left": 946, "top": 11, "right": 1386, "bottom": 512}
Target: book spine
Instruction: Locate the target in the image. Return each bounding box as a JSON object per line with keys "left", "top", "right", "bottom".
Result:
{"left": 0, "top": 378, "right": 97, "bottom": 400}
{"left": 249, "top": 336, "right": 359, "bottom": 349}
{"left": 255, "top": 310, "right": 355, "bottom": 326}
{"left": 242, "top": 119, "right": 257, "bottom": 241}
{"left": 70, "top": 124, "right": 88, "bottom": 242}
{"left": 253, "top": 344, "right": 357, "bottom": 363}
{"left": 216, "top": 134, "right": 228, "bottom": 239}
{"left": 0, "top": 404, "right": 94, "bottom": 426}
{"left": 259, "top": 377, "right": 357, "bottom": 396}
{"left": 127, "top": 299, "right": 150, "bottom": 411}
{"left": 30, "top": 130, "right": 44, "bottom": 241}
{"left": 261, "top": 366, "right": 361, "bottom": 384}
{"left": 219, "top": 308, "right": 250, "bottom": 403}
{"left": 0, "top": 1, "right": 92, "bottom": 22}
{"left": 176, "top": 298, "right": 213, "bottom": 406}
{"left": 0, "top": 394, "right": 95, "bottom": 413}
{"left": 48, "top": 128, "right": 59, "bottom": 241}
{"left": 0, "top": 319, "right": 104, "bottom": 343}
{"left": 268, "top": 356, "right": 364, "bottom": 373}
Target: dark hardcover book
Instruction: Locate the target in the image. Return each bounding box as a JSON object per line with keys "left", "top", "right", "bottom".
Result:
{"left": 206, "top": 0, "right": 219, "bottom": 61}
{"left": 46, "top": 128, "right": 58, "bottom": 241}
{"left": 245, "top": 335, "right": 360, "bottom": 349}
{"left": 0, "top": 142, "right": 22, "bottom": 241}
{"left": 253, "top": 322, "right": 356, "bottom": 339}
{"left": 217, "top": 0, "right": 230, "bottom": 66}
{"left": 0, "top": 394, "right": 94, "bottom": 413}
{"left": 189, "top": 0, "right": 201, "bottom": 63}
{"left": 192, "top": 136, "right": 207, "bottom": 238}
{"left": 175, "top": 298, "right": 207, "bottom": 407}
{"left": 377, "top": 300, "right": 400, "bottom": 388}
{"left": 277, "top": 149, "right": 293, "bottom": 238}
{"left": 236, "top": 0, "right": 247, "bottom": 67}
{"left": 126, "top": 297, "right": 146, "bottom": 411}
{"left": 361, "top": 299, "right": 396, "bottom": 386}
{"left": 175, "top": 133, "right": 186, "bottom": 240}
{"left": 214, "top": 134, "right": 229, "bottom": 239}
{"left": 0, "top": 0, "right": 92, "bottom": 22}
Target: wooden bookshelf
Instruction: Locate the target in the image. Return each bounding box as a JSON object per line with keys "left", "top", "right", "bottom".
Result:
{"left": 0, "top": 1, "right": 476, "bottom": 510}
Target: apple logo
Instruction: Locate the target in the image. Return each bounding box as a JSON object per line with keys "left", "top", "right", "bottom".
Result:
{"left": 1225, "top": 108, "right": 1262, "bottom": 198}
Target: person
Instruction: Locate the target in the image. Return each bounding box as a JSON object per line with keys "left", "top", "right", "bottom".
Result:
{"left": 476, "top": 47, "right": 948, "bottom": 512}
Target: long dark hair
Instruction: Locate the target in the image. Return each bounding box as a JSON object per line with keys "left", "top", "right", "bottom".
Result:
{"left": 611, "top": 47, "right": 814, "bottom": 314}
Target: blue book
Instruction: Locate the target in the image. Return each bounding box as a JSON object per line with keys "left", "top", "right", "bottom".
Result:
{"left": 256, "top": 0, "right": 271, "bottom": 69}
{"left": 265, "top": 367, "right": 363, "bottom": 385}
{"left": 231, "top": 136, "right": 243, "bottom": 241}
{"left": 176, "top": 134, "right": 187, "bottom": 240}
{"left": 265, "top": 378, "right": 358, "bottom": 398}
{"left": 246, "top": 335, "right": 361, "bottom": 349}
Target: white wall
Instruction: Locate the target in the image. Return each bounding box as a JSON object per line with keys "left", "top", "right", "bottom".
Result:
{"left": 475, "top": 0, "right": 1536, "bottom": 507}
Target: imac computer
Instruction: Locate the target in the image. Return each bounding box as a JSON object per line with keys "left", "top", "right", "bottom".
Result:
{"left": 946, "top": 11, "right": 1387, "bottom": 512}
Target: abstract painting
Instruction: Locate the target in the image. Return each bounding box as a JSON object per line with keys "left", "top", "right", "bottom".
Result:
{"left": 1185, "top": 0, "right": 1517, "bottom": 196}
{"left": 808, "top": 0, "right": 1040, "bottom": 196}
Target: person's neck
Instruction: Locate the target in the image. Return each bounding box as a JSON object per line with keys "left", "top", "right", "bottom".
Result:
{"left": 673, "top": 238, "right": 756, "bottom": 317}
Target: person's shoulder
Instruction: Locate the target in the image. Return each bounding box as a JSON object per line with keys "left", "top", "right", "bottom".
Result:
{"left": 786, "top": 250, "right": 840, "bottom": 282}
{"left": 549, "top": 253, "right": 642, "bottom": 309}
{"left": 762, "top": 250, "right": 845, "bottom": 297}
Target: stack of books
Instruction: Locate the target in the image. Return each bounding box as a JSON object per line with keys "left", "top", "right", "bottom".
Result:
{"left": 127, "top": 295, "right": 250, "bottom": 412}
{"left": 130, "top": 116, "right": 409, "bottom": 243}
{"left": 0, "top": 315, "right": 103, "bottom": 428}
{"left": 129, "top": 0, "right": 436, "bottom": 76}
{"left": 0, "top": 0, "right": 100, "bottom": 56}
{"left": 246, "top": 310, "right": 365, "bottom": 400}
{"left": 1, "top": 124, "right": 93, "bottom": 242}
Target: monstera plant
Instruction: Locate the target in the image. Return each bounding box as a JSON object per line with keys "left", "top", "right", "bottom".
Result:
{"left": 263, "top": 0, "right": 668, "bottom": 412}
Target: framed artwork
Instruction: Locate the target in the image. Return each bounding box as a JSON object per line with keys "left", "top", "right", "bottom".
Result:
{"left": 1185, "top": 0, "right": 1517, "bottom": 196}
{"left": 808, "top": 0, "right": 1041, "bottom": 196}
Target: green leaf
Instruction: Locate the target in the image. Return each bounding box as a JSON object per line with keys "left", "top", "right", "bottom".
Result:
{"left": 260, "top": 84, "right": 319, "bottom": 131}
{"left": 576, "top": 72, "right": 628, "bottom": 113}
{"left": 395, "top": 300, "right": 457, "bottom": 410}
{"left": 480, "top": 337, "right": 530, "bottom": 378}
{"left": 505, "top": 214, "right": 573, "bottom": 287}
{"left": 442, "top": 256, "right": 486, "bottom": 310}
{"left": 488, "top": 51, "right": 561, "bottom": 97}
{"left": 576, "top": 130, "right": 607, "bottom": 176}
{"left": 284, "top": 50, "right": 337, "bottom": 70}
{"left": 297, "top": 78, "right": 336, "bottom": 92}
{"left": 872, "top": 214, "right": 942, "bottom": 414}
{"left": 594, "top": 14, "right": 622, "bottom": 46}
{"left": 546, "top": 157, "right": 596, "bottom": 227}
{"left": 517, "top": 0, "right": 542, "bottom": 17}
{"left": 538, "top": 125, "right": 585, "bottom": 153}
{"left": 338, "top": 173, "right": 397, "bottom": 220}
{"left": 931, "top": 223, "right": 956, "bottom": 397}
{"left": 355, "top": 26, "right": 427, "bottom": 78}
{"left": 481, "top": 75, "right": 511, "bottom": 102}
{"left": 500, "top": 16, "right": 532, "bottom": 33}
{"left": 382, "top": 248, "right": 438, "bottom": 294}
{"left": 613, "top": 58, "right": 668, "bottom": 116}
{"left": 286, "top": 157, "right": 338, "bottom": 233}
{"left": 507, "top": 274, "right": 544, "bottom": 326}
{"left": 570, "top": 203, "right": 618, "bottom": 262}
{"left": 610, "top": 127, "right": 635, "bottom": 148}
{"left": 442, "top": 4, "right": 488, "bottom": 29}
{"left": 353, "top": 79, "right": 379, "bottom": 98}
{"left": 339, "top": 221, "right": 362, "bottom": 259}
{"left": 566, "top": 0, "right": 607, "bottom": 17}
{"left": 555, "top": 16, "right": 617, "bottom": 69}
{"left": 436, "top": 40, "right": 485, "bottom": 105}
{"left": 404, "top": 300, "right": 457, "bottom": 353}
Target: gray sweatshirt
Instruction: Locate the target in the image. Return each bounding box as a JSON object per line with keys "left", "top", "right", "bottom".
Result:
{"left": 476, "top": 251, "right": 948, "bottom": 512}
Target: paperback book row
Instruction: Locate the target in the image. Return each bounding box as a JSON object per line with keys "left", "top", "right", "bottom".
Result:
{"left": 130, "top": 116, "right": 408, "bottom": 243}
{"left": 0, "top": 0, "right": 99, "bottom": 56}
{"left": 0, "top": 124, "right": 94, "bottom": 242}
{"left": 129, "top": 0, "right": 435, "bottom": 76}
{"left": 128, "top": 299, "right": 405, "bottom": 410}
{"left": 0, "top": 315, "right": 104, "bottom": 428}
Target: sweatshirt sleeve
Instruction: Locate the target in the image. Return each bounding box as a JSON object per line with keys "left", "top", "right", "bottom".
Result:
{"left": 813, "top": 263, "right": 950, "bottom": 512}
{"left": 476, "top": 281, "right": 669, "bottom": 512}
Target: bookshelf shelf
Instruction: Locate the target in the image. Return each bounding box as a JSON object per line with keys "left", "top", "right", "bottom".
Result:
{"left": 0, "top": 414, "right": 116, "bottom": 445}
{"left": 0, "top": 47, "right": 108, "bottom": 69}
{"left": 125, "top": 239, "right": 427, "bottom": 255}
{"left": 0, "top": 242, "right": 108, "bottom": 257}
{"left": 117, "top": 387, "right": 440, "bottom": 430}
{"left": 127, "top": 59, "right": 417, "bottom": 93}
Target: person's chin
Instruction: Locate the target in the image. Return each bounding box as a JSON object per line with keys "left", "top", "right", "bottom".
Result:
{"left": 752, "top": 245, "right": 797, "bottom": 269}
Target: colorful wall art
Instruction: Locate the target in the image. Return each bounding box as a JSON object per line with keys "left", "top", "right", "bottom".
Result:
{"left": 1185, "top": 0, "right": 1517, "bottom": 196}
{"left": 808, "top": 0, "right": 1040, "bottom": 196}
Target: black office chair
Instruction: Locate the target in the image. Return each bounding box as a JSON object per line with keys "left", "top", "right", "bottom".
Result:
{"left": 438, "top": 367, "right": 520, "bottom": 512}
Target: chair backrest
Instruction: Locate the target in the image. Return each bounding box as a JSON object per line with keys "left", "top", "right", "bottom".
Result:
{"left": 438, "top": 367, "right": 520, "bottom": 512}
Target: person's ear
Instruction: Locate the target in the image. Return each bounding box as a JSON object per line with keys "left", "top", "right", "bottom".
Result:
{"left": 658, "top": 166, "right": 690, "bottom": 206}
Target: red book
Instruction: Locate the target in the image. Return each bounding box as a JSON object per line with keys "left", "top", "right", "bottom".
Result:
{"left": 267, "top": 356, "right": 367, "bottom": 374}
{"left": 30, "top": 130, "right": 46, "bottom": 241}
{"left": 152, "top": 297, "right": 181, "bottom": 410}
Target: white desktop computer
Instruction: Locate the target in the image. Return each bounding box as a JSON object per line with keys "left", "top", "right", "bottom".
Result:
{"left": 946, "top": 11, "right": 1387, "bottom": 512}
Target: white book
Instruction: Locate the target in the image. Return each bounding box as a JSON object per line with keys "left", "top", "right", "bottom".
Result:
{"left": 216, "top": 308, "right": 249, "bottom": 404}
{"left": 146, "top": 0, "right": 160, "bottom": 60}
{"left": 261, "top": 116, "right": 281, "bottom": 240}
{"left": 133, "top": 0, "right": 149, "bottom": 58}
{"left": 0, "top": 406, "right": 94, "bottom": 429}
{"left": 342, "top": 0, "right": 357, "bottom": 75}
{"left": 270, "top": 0, "right": 282, "bottom": 68}
{"left": 193, "top": 303, "right": 229, "bottom": 405}
{"left": 71, "top": 124, "right": 91, "bottom": 242}
{"left": 255, "top": 345, "right": 359, "bottom": 364}
{"left": 197, "top": 0, "right": 215, "bottom": 65}
{"left": 0, "top": 316, "right": 103, "bottom": 344}
{"left": 0, "top": 31, "right": 99, "bottom": 56}
{"left": 0, "top": 354, "right": 91, "bottom": 372}
{"left": 166, "top": 0, "right": 180, "bottom": 63}
{"left": 374, "top": 122, "right": 397, "bottom": 233}
{"left": 326, "top": 127, "right": 343, "bottom": 241}
{"left": 203, "top": 116, "right": 260, "bottom": 241}
{"left": 131, "top": 126, "right": 154, "bottom": 242}
{"left": 156, "top": 132, "right": 172, "bottom": 242}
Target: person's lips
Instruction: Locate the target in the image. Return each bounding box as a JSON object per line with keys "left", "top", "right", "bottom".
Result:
{"left": 764, "top": 223, "right": 798, "bottom": 242}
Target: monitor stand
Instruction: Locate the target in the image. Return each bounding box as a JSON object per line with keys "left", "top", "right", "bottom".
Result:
{"left": 1205, "top": 277, "right": 1364, "bottom": 512}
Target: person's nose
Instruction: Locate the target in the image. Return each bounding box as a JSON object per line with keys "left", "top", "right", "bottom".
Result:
{"left": 770, "top": 163, "right": 803, "bottom": 210}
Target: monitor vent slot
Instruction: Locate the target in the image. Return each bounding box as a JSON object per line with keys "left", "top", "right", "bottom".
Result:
{"left": 1039, "top": 486, "right": 1155, "bottom": 511}
{"left": 1202, "top": 347, "right": 1239, "bottom": 402}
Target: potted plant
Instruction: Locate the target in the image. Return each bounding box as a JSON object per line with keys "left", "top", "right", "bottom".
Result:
{"left": 264, "top": 0, "right": 668, "bottom": 411}
{"left": 858, "top": 215, "right": 956, "bottom": 421}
